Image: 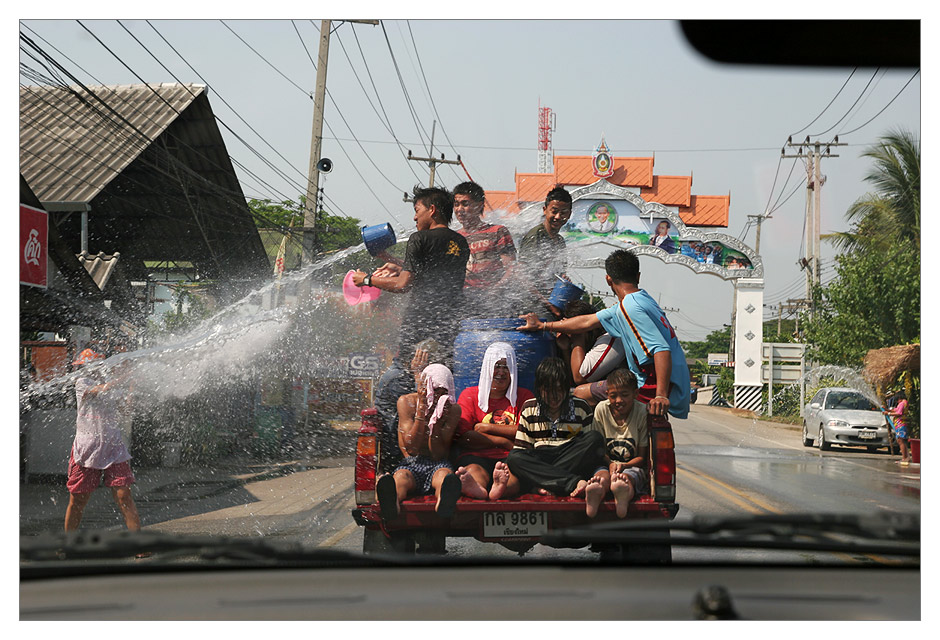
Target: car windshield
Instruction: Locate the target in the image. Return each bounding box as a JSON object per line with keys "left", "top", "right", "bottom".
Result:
{"left": 18, "top": 18, "right": 920, "bottom": 620}
{"left": 825, "top": 392, "right": 879, "bottom": 411}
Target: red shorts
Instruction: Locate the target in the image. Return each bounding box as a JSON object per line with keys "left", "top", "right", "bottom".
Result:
{"left": 67, "top": 450, "right": 135, "bottom": 494}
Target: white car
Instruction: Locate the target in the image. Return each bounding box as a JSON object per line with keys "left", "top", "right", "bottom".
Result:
{"left": 802, "top": 387, "right": 892, "bottom": 452}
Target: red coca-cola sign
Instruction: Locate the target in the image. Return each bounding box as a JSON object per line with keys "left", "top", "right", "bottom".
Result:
{"left": 20, "top": 204, "right": 48, "bottom": 288}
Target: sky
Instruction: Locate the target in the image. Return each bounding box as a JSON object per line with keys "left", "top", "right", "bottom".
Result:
{"left": 14, "top": 12, "right": 926, "bottom": 343}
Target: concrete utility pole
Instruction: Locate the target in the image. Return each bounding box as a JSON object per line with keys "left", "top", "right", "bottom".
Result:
{"left": 301, "top": 19, "right": 378, "bottom": 265}
{"left": 407, "top": 120, "right": 462, "bottom": 189}
{"left": 782, "top": 136, "right": 845, "bottom": 314}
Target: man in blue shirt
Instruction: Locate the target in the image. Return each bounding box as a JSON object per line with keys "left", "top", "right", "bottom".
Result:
{"left": 517, "top": 249, "right": 690, "bottom": 419}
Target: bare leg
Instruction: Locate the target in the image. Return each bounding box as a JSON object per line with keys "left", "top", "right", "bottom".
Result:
{"left": 456, "top": 465, "right": 489, "bottom": 499}
{"left": 488, "top": 461, "right": 521, "bottom": 500}
{"left": 64, "top": 492, "right": 93, "bottom": 531}
{"left": 111, "top": 486, "right": 141, "bottom": 532}
{"left": 584, "top": 470, "right": 610, "bottom": 518}
{"left": 898, "top": 438, "right": 910, "bottom": 463}
{"left": 610, "top": 472, "right": 635, "bottom": 518}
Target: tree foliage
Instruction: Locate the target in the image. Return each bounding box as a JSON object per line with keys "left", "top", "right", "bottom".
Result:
{"left": 803, "top": 129, "right": 920, "bottom": 367}
{"left": 249, "top": 197, "right": 363, "bottom": 254}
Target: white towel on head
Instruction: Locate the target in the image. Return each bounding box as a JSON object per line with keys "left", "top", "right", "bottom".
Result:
{"left": 477, "top": 342, "right": 518, "bottom": 412}
{"left": 422, "top": 363, "right": 455, "bottom": 432}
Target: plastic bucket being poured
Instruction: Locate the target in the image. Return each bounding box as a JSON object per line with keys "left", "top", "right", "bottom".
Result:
{"left": 548, "top": 275, "right": 584, "bottom": 309}
{"left": 343, "top": 270, "right": 382, "bottom": 305}
{"left": 361, "top": 223, "right": 397, "bottom": 257}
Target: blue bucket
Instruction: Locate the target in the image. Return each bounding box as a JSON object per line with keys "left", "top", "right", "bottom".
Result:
{"left": 361, "top": 223, "right": 397, "bottom": 257}
{"left": 548, "top": 276, "right": 584, "bottom": 309}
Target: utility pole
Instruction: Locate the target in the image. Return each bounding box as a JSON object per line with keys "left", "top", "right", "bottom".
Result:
{"left": 407, "top": 120, "right": 462, "bottom": 189}
{"left": 301, "top": 19, "right": 378, "bottom": 265}
{"left": 782, "top": 136, "right": 846, "bottom": 313}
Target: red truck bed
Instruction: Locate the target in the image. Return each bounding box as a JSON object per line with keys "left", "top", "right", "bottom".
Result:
{"left": 351, "top": 408, "right": 679, "bottom": 557}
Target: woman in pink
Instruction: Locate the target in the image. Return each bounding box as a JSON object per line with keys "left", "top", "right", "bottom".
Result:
{"left": 888, "top": 394, "right": 911, "bottom": 465}
{"left": 454, "top": 342, "right": 534, "bottom": 500}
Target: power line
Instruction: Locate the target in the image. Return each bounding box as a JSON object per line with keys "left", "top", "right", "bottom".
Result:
{"left": 837, "top": 69, "right": 920, "bottom": 137}
{"left": 810, "top": 68, "right": 880, "bottom": 138}
{"left": 789, "top": 67, "right": 858, "bottom": 138}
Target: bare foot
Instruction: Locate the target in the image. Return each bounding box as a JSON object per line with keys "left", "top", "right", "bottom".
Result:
{"left": 489, "top": 462, "right": 510, "bottom": 500}
{"left": 569, "top": 479, "right": 588, "bottom": 498}
{"left": 537, "top": 488, "right": 553, "bottom": 496}
{"left": 456, "top": 466, "right": 489, "bottom": 499}
{"left": 610, "top": 472, "right": 635, "bottom": 518}
{"left": 585, "top": 476, "right": 605, "bottom": 518}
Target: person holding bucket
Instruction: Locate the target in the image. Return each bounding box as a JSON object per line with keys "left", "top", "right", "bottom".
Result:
{"left": 516, "top": 185, "right": 573, "bottom": 318}
{"left": 352, "top": 186, "right": 469, "bottom": 366}
{"left": 517, "top": 249, "right": 690, "bottom": 420}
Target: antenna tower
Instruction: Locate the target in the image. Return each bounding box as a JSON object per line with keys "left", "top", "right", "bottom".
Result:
{"left": 537, "top": 101, "right": 555, "bottom": 174}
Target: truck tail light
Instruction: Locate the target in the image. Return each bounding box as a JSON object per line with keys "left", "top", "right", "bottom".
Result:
{"left": 648, "top": 414, "right": 676, "bottom": 503}
{"left": 355, "top": 409, "right": 380, "bottom": 505}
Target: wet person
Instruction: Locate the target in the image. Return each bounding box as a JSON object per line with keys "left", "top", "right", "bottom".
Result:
{"left": 64, "top": 349, "right": 141, "bottom": 536}
{"left": 517, "top": 249, "right": 691, "bottom": 420}
{"left": 453, "top": 342, "right": 534, "bottom": 500}
{"left": 516, "top": 186, "right": 573, "bottom": 318}
{"left": 555, "top": 299, "right": 626, "bottom": 407}
{"left": 375, "top": 364, "right": 462, "bottom": 519}
{"left": 373, "top": 339, "right": 446, "bottom": 473}
{"left": 492, "top": 357, "right": 607, "bottom": 514}
{"left": 586, "top": 367, "right": 650, "bottom": 518}
{"left": 352, "top": 186, "right": 470, "bottom": 366}
{"left": 453, "top": 181, "right": 517, "bottom": 318}
{"left": 887, "top": 393, "right": 911, "bottom": 465}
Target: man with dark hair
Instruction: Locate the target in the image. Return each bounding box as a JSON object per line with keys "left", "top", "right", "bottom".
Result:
{"left": 489, "top": 357, "right": 605, "bottom": 504}
{"left": 517, "top": 249, "right": 691, "bottom": 419}
{"left": 516, "top": 186, "right": 573, "bottom": 318}
{"left": 353, "top": 186, "right": 469, "bottom": 366}
{"left": 453, "top": 181, "right": 517, "bottom": 317}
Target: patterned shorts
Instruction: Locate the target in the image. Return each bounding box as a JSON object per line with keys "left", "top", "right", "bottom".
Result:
{"left": 395, "top": 456, "right": 455, "bottom": 494}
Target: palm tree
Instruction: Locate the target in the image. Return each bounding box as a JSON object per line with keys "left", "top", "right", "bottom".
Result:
{"left": 825, "top": 128, "right": 920, "bottom": 253}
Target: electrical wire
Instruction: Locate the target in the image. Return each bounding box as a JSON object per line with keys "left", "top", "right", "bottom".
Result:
{"left": 837, "top": 69, "right": 920, "bottom": 137}
{"left": 810, "top": 68, "right": 880, "bottom": 138}
{"left": 789, "top": 67, "right": 858, "bottom": 138}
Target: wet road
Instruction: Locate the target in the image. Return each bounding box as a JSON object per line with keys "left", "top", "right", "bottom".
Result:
{"left": 119, "top": 404, "right": 918, "bottom": 562}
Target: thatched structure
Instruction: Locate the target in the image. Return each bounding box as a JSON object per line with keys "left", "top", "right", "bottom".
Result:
{"left": 863, "top": 344, "right": 920, "bottom": 396}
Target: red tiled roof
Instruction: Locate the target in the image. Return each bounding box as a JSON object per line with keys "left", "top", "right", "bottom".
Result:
{"left": 680, "top": 194, "right": 730, "bottom": 227}
{"left": 484, "top": 154, "right": 729, "bottom": 228}
{"left": 484, "top": 190, "right": 519, "bottom": 214}
{"left": 515, "top": 173, "right": 557, "bottom": 204}
{"left": 554, "top": 156, "right": 654, "bottom": 188}
{"left": 640, "top": 175, "right": 692, "bottom": 208}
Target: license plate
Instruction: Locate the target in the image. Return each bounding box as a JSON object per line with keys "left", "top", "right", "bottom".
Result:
{"left": 483, "top": 511, "right": 549, "bottom": 538}
{"left": 858, "top": 430, "right": 877, "bottom": 439}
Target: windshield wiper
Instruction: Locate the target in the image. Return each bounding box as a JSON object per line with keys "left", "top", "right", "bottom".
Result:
{"left": 543, "top": 512, "right": 920, "bottom": 557}
{"left": 20, "top": 529, "right": 398, "bottom": 566}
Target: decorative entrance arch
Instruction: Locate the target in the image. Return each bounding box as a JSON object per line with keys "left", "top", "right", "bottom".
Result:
{"left": 518, "top": 178, "right": 766, "bottom": 411}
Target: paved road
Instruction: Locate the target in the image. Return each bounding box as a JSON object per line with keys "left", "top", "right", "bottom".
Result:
{"left": 24, "top": 405, "right": 918, "bottom": 563}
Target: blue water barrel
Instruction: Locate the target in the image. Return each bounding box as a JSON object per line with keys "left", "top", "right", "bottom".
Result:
{"left": 453, "top": 318, "right": 557, "bottom": 397}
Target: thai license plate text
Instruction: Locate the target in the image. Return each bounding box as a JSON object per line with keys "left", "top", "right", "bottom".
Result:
{"left": 483, "top": 511, "right": 548, "bottom": 538}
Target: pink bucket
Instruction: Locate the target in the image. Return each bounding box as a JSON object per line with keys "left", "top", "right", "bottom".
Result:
{"left": 343, "top": 270, "right": 382, "bottom": 305}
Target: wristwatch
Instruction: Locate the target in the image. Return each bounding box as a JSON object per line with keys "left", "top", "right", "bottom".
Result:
{"left": 363, "top": 274, "right": 372, "bottom": 287}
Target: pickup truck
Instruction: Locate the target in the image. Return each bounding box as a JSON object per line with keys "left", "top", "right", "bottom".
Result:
{"left": 351, "top": 407, "right": 679, "bottom": 562}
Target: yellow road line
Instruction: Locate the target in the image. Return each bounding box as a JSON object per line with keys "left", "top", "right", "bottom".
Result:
{"left": 319, "top": 520, "right": 359, "bottom": 548}
{"left": 679, "top": 461, "right": 783, "bottom": 515}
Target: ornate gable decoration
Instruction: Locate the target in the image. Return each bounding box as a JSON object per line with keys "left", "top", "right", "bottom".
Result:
{"left": 592, "top": 137, "right": 614, "bottom": 179}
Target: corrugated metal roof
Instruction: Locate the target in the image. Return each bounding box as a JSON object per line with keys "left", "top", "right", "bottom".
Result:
{"left": 19, "top": 83, "right": 270, "bottom": 282}
{"left": 20, "top": 83, "right": 202, "bottom": 203}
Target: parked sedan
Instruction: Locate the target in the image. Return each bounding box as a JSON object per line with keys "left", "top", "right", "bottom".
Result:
{"left": 802, "top": 387, "right": 892, "bottom": 452}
